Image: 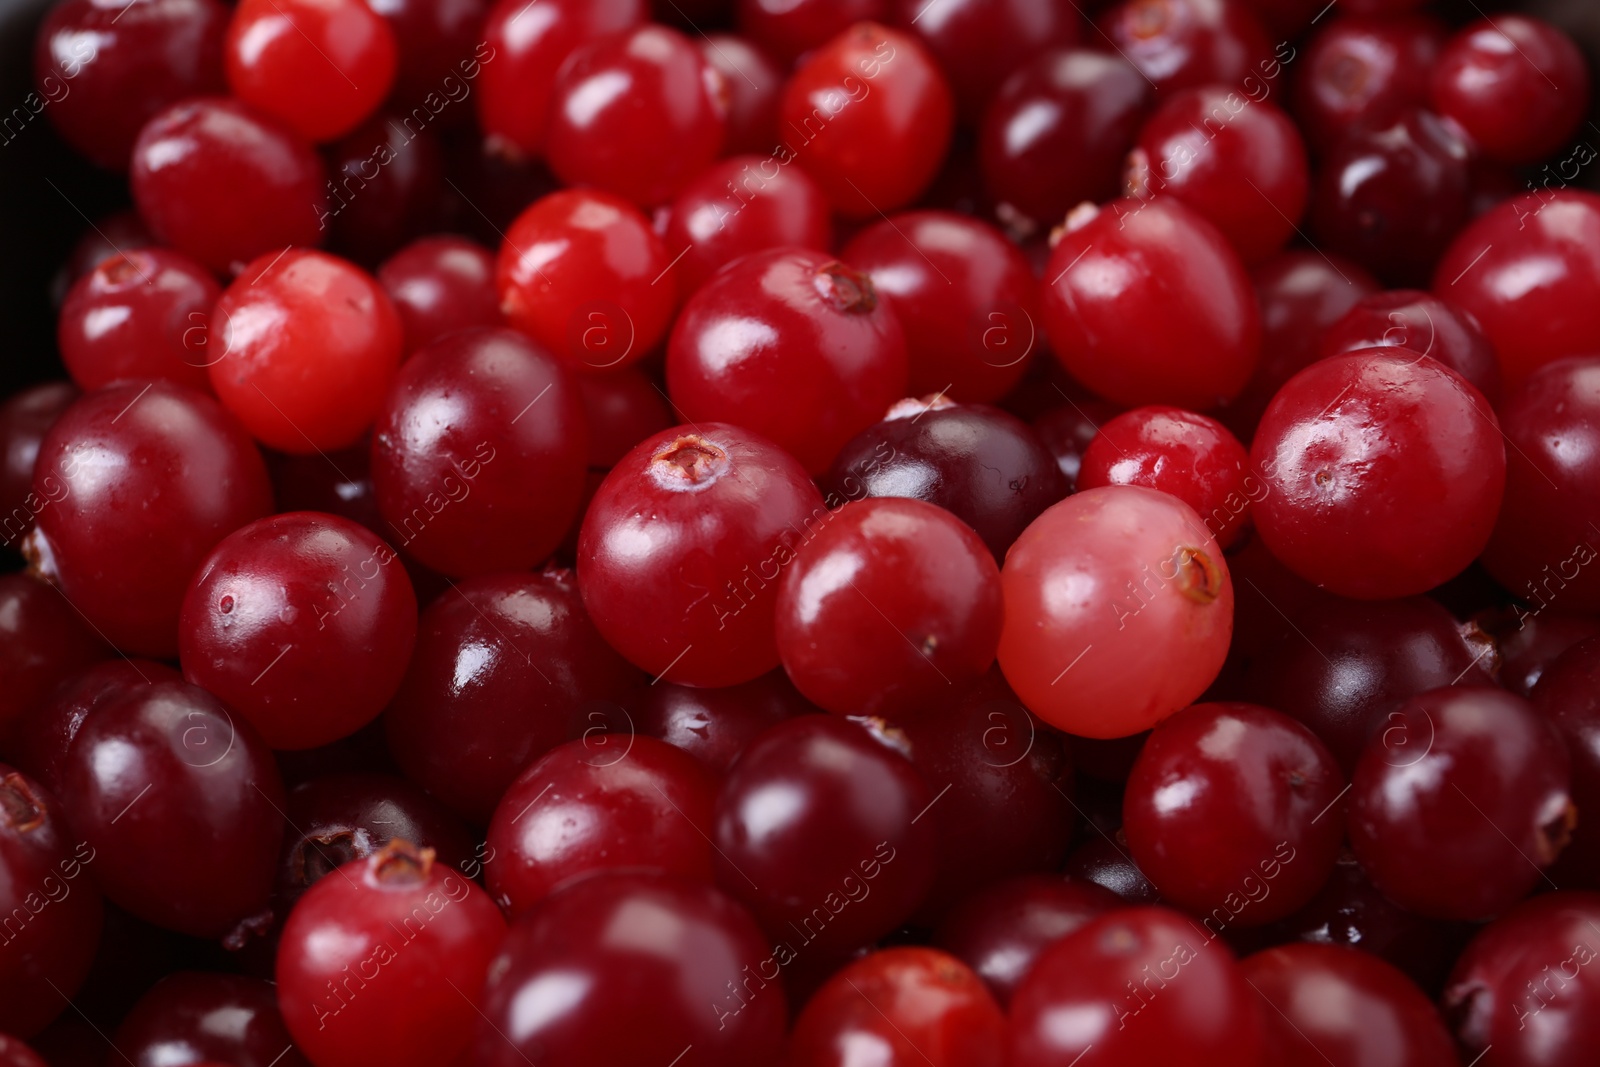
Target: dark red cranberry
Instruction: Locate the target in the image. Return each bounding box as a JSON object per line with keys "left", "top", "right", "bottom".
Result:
{"left": 1031, "top": 398, "right": 1122, "bottom": 492}
{"left": 377, "top": 235, "right": 502, "bottom": 355}
{"left": 736, "top": 0, "right": 885, "bottom": 65}
{"left": 1063, "top": 830, "right": 1161, "bottom": 904}
{"left": 58, "top": 249, "right": 218, "bottom": 394}
{"left": 0, "top": 1037, "right": 44, "bottom": 1067}
{"left": 0, "top": 383, "right": 75, "bottom": 529}
{"left": 1493, "top": 613, "right": 1600, "bottom": 699}
{"left": 1536, "top": 639, "right": 1600, "bottom": 889}
{"left": 699, "top": 34, "right": 783, "bottom": 156}
{"left": 368, "top": 0, "right": 490, "bottom": 109}
{"left": 575, "top": 369, "right": 673, "bottom": 471}
{"left": 114, "top": 971, "right": 311, "bottom": 1067}
{"left": 1319, "top": 288, "right": 1502, "bottom": 405}
{"left": 891, "top": 0, "right": 1078, "bottom": 123}
{"left": 629, "top": 670, "right": 812, "bottom": 777}
{"left": 1098, "top": 0, "right": 1274, "bottom": 94}
{"left": 267, "top": 446, "right": 384, "bottom": 538}
{"left": 0, "top": 574, "right": 104, "bottom": 741}
{"left": 1292, "top": 14, "right": 1446, "bottom": 154}
{"left": 322, "top": 114, "right": 445, "bottom": 264}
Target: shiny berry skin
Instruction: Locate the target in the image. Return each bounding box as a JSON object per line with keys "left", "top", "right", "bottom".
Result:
{"left": 789, "top": 947, "right": 1006, "bottom": 1067}
{"left": 59, "top": 678, "right": 284, "bottom": 938}
{"left": 114, "top": 972, "right": 310, "bottom": 1067}
{"left": 377, "top": 235, "right": 501, "bottom": 354}
{"left": 843, "top": 211, "right": 1040, "bottom": 401}
{"left": 737, "top": 0, "right": 883, "bottom": 64}
{"left": 276, "top": 841, "right": 505, "bottom": 1067}
{"left": 0, "top": 574, "right": 105, "bottom": 740}
{"left": 474, "top": 0, "right": 645, "bottom": 159}
{"left": 1242, "top": 943, "right": 1457, "bottom": 1066}
{"left": 1078, "top": 406, "right": 1253, "bottom": 550}
{"left": 224, "top": 0, "right": 398, "bottom": 142}
{"left": 780, "top": 23, "right": 954, "bottom": 219}
{"left": 1042, "top": 198, "right": 1261, "bottom": 410}
{"left": 495, "top": 188, "right": 675, "bottom": 371}
{"left": 1443, "top": 891, "right": 1600, "bottom": 1067}
{"left": 178, "top": 512, "right": 417, "bottom": 750}
{"left": 26, "top": 381, "right": 273, "bottom": 657}
{"left": 474, "top": 872, "right": 786, "bottom": 1067}
{"left": 1125, "top": 87, "right": 1309, "bottom": 265}
{"left": 1292, "top": 14, "right": 1445, "bottom": 154}
{"left": 699, "top": 34, "right": 782, "bottom": 155}
{"left": 1008, "top": 906, "right": 1266, "bottom": 1067}
{"left": 1254, "top": 349, "right": 1503, "bottom": 601}
{"left": 33, "top": 0, "right": 228, "bottom": 171}
{"left": 486, "top": 736, "right": 717, "bottom": 916}
{"left": 0, "top": 382, "right": 75, "bottom": 527}
{"left": 663, "top": 156, "right": 833, "bottom": 296}
{"left": 1502, "top": 614, "right": 1600, "bottom": 700}
{"left": 1319, "top": 288, "right": 1502, "bottom": 406}
{"left": 546, "top": 25, "right": 726, "bottom": 207}
{"left": 629, "top": 671, "right": 812, "bottom": 776}
{"left": 1098, "top": 0, "right": 1273, "bottom": 94}
{"left": 667, "top": 249, "right": 908, "bottom": 475}
{"left": 371, "top": 327, "right": 586, "bottom": 576}
{"left": 57, "top": 249, "right": 218, "bottom": 394}
{"left": 322, "top": 114, "right": 445, "bottom": 265}
{"left": 1431, "top": 16, "right": 1589, "bottom": 166}
{"left": 979, "top": 49, "right": 1150, "bottom": 231}
{"left": 368, "top": 0, "right": 489, "bottom": 108}
{"left": 1535, "top": 639, "right": 1600, "bottom": 889}
{"left": 890, "top": 0, "right": 1079, "bottom": 123}
{"left": 1064, "top": 832, "right": 1161, "bottom": 904}
{"left": 130, "top": 97, "right": 327, "bottom": 274}
{"left": 1124, "top": 702, "right": 1345, "bottom": 926}
{"left": 712, "top": 715, "right": 936, "bottom": 956}
{"left": 1351, "top": 686, "right": 1573, "bottom": 922}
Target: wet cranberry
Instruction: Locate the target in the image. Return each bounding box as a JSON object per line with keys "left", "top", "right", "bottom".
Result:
{"left": 630, "top": 671, "right": 811, "bottom": 776}
{"left": 57, "top": 249, "right": 217, "bottom": 394}
{"left": 276, "top": 841, "right": 505, "bottom": 1067}
{"left": 1031, "top": 398, "right": 1121, "bottom": 493}
{"left": 699, "top": 34, "right": 783, "bottom": 155}
{"left": 1042, "top": 198, "right": 1261, "bottom": 410}
{"left": 368, "top": 0, "right": 490, "bottom": 109}
{"left": 1064, "top": 831, "right": 1162, "bottom": 904}
{"left": 475, "top": 872, "right": 786, "bottom": 1067}
{"left": 376, "top": 235, "right": 501, "bottom": 355}
{"left": 1250, "top": 349, "right": 1505, "bottom": 600}
{"left": 1319, "top": 289, "right": 1502, "bottom": 405}
{"left": 322, "top": 114, "right": 445, "bottom": 265}
{"left": 130, "top": 97, "right": 327, "bottom": 274}
{"left": 1536, "top": 639, "right": 1600, "bottom": 889}
{"left": 1098, "top": 0, "right": 1273, "bottom": 94}
{"left": 0, "top": 574, "right": 104, "bottom": 741}
{"left": 736, "top": 0, "right": 885, "bottom": 65}
{"left": 1292, "top": 14, "right": 1445, "bottom": 154}
{"left": 115, "top": 971, "right": 310, "bottom": 1067}
{"left": 0, "top": 383, "right": 75, "bottom": 529}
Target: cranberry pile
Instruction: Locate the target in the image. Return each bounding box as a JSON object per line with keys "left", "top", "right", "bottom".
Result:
{"left": 2, "top": 0, "right": 1599, "bottom": 1063}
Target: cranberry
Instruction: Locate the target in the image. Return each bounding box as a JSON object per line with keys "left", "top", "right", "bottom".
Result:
{"left": 1041, "top": 198, "right": 1261, "bottom": 410}
{"left": 697, "top": 35, "right": 782, "bottom": 159}
{"left": 736, "top": 0, "right": 885, "bottom": 65}
{"left": 999, "top": 486, "right": 1233, "bottom": 738}
{"left": 667, "top": 248, "right": 908, "bottom": 475}
{"left": 51, "top": 212, "right": 157, "bottom": 309}
{"left": 1064, "top": 831, "right": 1162, "bottom": 904}
{"left": 57, "top": 249, "right": 218, "bottom": 394}
{"left": 1497, "top": 613, "right": 1600, "bottom": 699}
{"left": 1535, "top": 639, "right": 1600, "bottom": 889}
{"left": 474, "top": 872, "right": 786, "bottom": 1067}
{"left": 1292, "top": 14, "right": 1446, "bottom": 155}
{"left": 276, "top": 841, "right": 505, "bottom": 1067}
{"left": 322, "top": 113, "right": 445, "bottom": 265}
{"left": 25, "top": 381, "right": 273, "bottom": 657}
{"left": 268, "top": 445, "right": 385, "bottom": 538}
{"left": 385, "top": 567, "right": 643, "bottom": 823}
{"left": 575, "top": 367, "right": 673, "bottom": 470}
{"left": 1008, "top": 906, "right": 1267, "bottom": 1067}
{"left": 7, "top": 660, "right": 178, "bottom": 796}
{"left": 496, "top": 188, "right": 676, "bottom": 371}
{"left": 0, "top": 383, "right": 75, "bottom": 528}
{"left": 789, "top": 947, "right": 1006, "bottom": 1067}
{"left": 0, "top": 574, "right": 104, "bottom": 740}
{"left": 130, "top": 98, "right": 327, "bottom": 274}
{"left": 114, "top": 971, "right": 310, "bottom": 1067}
{"left": 376, "top": 235, "right": 501, "bottom": 354}
{"left": 33, "top": 0, "right": 228, "bottom": 171}
{"left": 1031, "top": 398, "right": 1122, "bottom": 493}
{"left": 1098, "top": 0, "right": 1274, "bottom": 94}
{"left": 1250, "top": 350, "right": 1505, "bottom": 600}
{"left": 891, "top": 0, "right": 1078, "bottom": 123}
{"left": 1319, "top": 288, "right": 1502, "bottom": 405}
{"left": 630, "top": 670, "right": 812, "bottom": 776}
{"left": 0, "top": 1039, "right": 43, "bottom": 1067}
{"left": 368, "top": 0, "right": 489, "bottom": 109}
{"left": 780, "top": 23, "right": 954, "bottom": 218}
{"left": 712, "top": 715, "right": 936, "bottom": 957}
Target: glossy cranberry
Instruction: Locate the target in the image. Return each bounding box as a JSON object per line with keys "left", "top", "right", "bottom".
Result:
{"left": 1098, "top": 0, "right": 1273, "bottom": 94}
{"left": 979, "top": 49, "right": 1150, "bottom": 231}
{"left": 1444, "top": 891, "right": 1600, "bottom": 1067}
{"left": 1042, "top": 198, "right": 1260, "bottom": 410}
{"left": 277, "top": 841, "right": 504, "bottom": 1067}
{"left": 629, "top": 671, "right": 811, "bottom": 776}
{"left": 368, "top": 0, "right": 490, "bottom": 108}
{"left": 668, "top": 249, "right": 907, "bottom": 474}
{"left": 1319, "top": 288, "right": 1502, "bottom": 405}
{"left": 0, "top": 574, "right": 104, "bottom": 740}
{"left": 780, "top": 23, "right": 953, "bottom": 218}
{"left": 475, "top": 0, "right": 645, "bottom": 158}
{"left": 0, "top": 383, "right": 75, "bottom": 528}
{"left": 386, "top": 567, "right": 642, "bottom": 822}
{"left": 1250, "top": 350, "right": 1505, "bottom": 600}
{"left": 1494, "top": 613, "right": 1600, "bottom": 700}
{"left": 496, "top": 188, "right": 676, "bottom": 371}
{"left": 1242, "top": 943, "right": 1457, "bottom": 1066}
{"left": 1009, "top": 906, "right": 1266, "bottom": 1067}
{"left": 737, "top": 0, "right": 884, "bottom": 64}
{"left": 1064, "top": 831, "right": 1162, "bottom": 904}
{"left": 575, "top": 369, "right": 673, "bottom": 471}
{"left": 1351, "top": 686, "right": 1572, "bottom": 921}
{"left": 699, "top": 34, "right": 783, "bottom": 155}
{"left": 59, "top": 678, "right": 283, "bottom": 938}
{"left": 891, "top": 0, "right": 1078, "bottom": 124}
{"left": 57, "top": 249, "right": 218, "bottom": 394}
{"left": 33, "top": 0, "right": 228, "bottom": 171}
{"left": 1292, "top": 14, "right": 1445, "bottom": 154}
{"left": 475, "top": 872, "right": 786, "bottom": 1066}
{"left": 52, "top": 212, "right": 157, "bottom": 310}
{"left": 25, "top": 382, "right": 272, "bottom": 657}
{"left": 376, "top": 236, "right": 501, "bottom": 357}
{"left": 790, "top": 947, "right": 1006, "bottom": 1067}
{"left": 712, "top": 715, "right": 936, "bottom": 956}
{"left": 115, "top": 971, "right": 310, "bottom": 1067}
{"left": 663, "top": 156, "right": 832, "bottom": 295}
{"left": 322, "top": 114, "right": 445, "bottom": 264}
{"left": 1535, "top": 639, "right": 1600, "bottom": 889}
{"left": 1031, "top": 398, "right": 1121, "bottom": 492}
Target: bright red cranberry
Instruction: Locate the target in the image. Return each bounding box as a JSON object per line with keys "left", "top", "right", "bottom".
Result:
{"left": 130, "top": 98, "right": 327, "bottom": 274}
{"left": 1009, "top": 906, "right": 1266, "bottom": 1067}
{"left": 1243, "top": 943, "right": 1457, "bottom": 1066}
{"left": 59, "top": 678, "right": 284, "bottom": 938}
{"left": 699, "top": 33, "right": 783, "bottom": 155}
{"left": 475, "top": 872, "right": 786, "bottom": 1067}
{"left": 1292, "top": 14, "right": 1446, "bottom": 154}
{"left": 276, "top": 841, "right": 505, "bottom": 1067}
{"left": 780, "top": 23, "right": 953, "bottom": 219}
{"left": 33, "top": 0, "right": 228, "bottom": 171}
{"left": 496, "top": 188, "right": 676, "bottom": 371}
{"left": 663, "top": 156, "right": 832, "bottom": 296}
{"left": 1536, "top": 639, "right": 1600, "bottom": 889}
{"left": 843, "top": 211, "right": 1040, "bottom": 401}
{"left": 979, "top": 49, "right": 1150, "bottom": 232}
{"left": 1351, "top": 686, "right": 1572, "bottom": 921}
{"left": 322, "top": 114, "right": 445, "bottom": 264}
{"left": 1431, "top": 16, "right": 1589, "bottom": 166}
{"left": 1098, "top": 0, "right": 1274, "bottom": 94}
{"left": 385, "top": 570, "right": 643, "bottom": 820}
{"left": 667, "top": 248, "right": 908, "bottom": 474}
{"left": 0, "top": 574, "right": 104, "bottom": 740}
{"left": 712, "top": 715, "right": 936, "bottom": 957}
{"left": 0, "top": 382, "right": 75, "bottom": 526}
{"left": 115, "top": 971, "right": 310, "bottom": 1067}
{"left": 790, "top": 947, "right": 1006, "bottom": 1067}
{"left": 1031, "top": 398, "right": 1122, "bottom": 492}
{"left": 1250, "top": 350, "right": 1505, "bottom": 600}
{"left": 367, "top": 0, "right": 489, "bottom": 108}
{"left": 1443, "top": 891, "right": 1600, "bottom": 1067}
{"left": 57, "top": 249, "right": 217, "bottom": 394}
{"left": 999, "top": 486, "right": 1233, "bottom": 738}
{"left": 1078, "top": 405, "right": 1253, "bottom": 549}
{"left": 1042, "top": 198, "right": 1260, "bottom": 410}
{"left": 376, "top": 235, "right": 501, "bottom": 354}
{"left": 1064, "top": 831, "right": 1162, "bottom": 904}
{"left": 891, "top": 0, "right": 1078, "bottom": 122}
{"left": 737, "top": 0, "right": 884, "bottom": 64}
{"left": 629, "top": 670, "right": 812, "bottom": 776}
{"left": 1125, "top": 86, "right": 1309, "bottom": 265}
{"left": 1319, "top": 288, "right": 1502, "bottom": 405}
{"left": 7, "top": 660, "right": 179, "bottom": 797}
{"left": 25, "top": 381, "right": 272, "bottom": 657}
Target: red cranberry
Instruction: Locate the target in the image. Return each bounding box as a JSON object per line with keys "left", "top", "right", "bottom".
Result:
{"left": 1496, "top": 613, "right": 1600, "bottom": 699}
{"left": 114, "top": 971, "right": 310, "bottom": 1067}
{"left": 890, "top": 0, "right": 1078, "bottom": 123}
{"left": 322, "top": 113, "right": 445, "bottom": 264}
{"left": 367, "top": 0, "right": 490, "bottom": 108}
{"left": 377, "top": 235, "right": 502, "bottom": 354}
{"left": 575, "top": 368, "right": 673, "bottom": 470}
{"left": 57, "top": 249, "right": 218, "bottom": 394}
{"left": 1064, "top": 830, "right": 1162, "bottom": 904}
{"left": 1292, "top": 14, "right": 1446, "bottom": 154}
{"left": 0, "top": 574, "right": 105, "bottom": 740}
{"left": 699, "top": 34, "right": 783, "bottom": 156}
{"left": 1319, "top": 288, "right": 1502, "bottom": 405}
{"left": 0, "top": 383, "right": 75, "bottom": 527}
{"left": 736, "top": 0, "right": 885, "bottom": 65}
{"left": 629, "top": 670, "right": 812, "bottom": 777}
{"left": 1535, "top": 639, "right": 1600, "bottom": 889}
{"left": 1098, "top": 0, "right": 1274, "bottom": 94}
